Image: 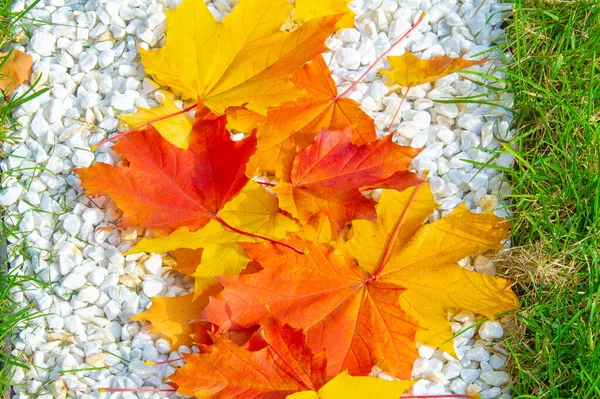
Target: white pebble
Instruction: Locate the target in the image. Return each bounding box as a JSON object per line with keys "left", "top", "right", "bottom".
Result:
{"left": 337, "top": 48, "right": 361, "bottom": 70}
{"left": 62, "top": 214, "right": 82, "bottom": 236}
{"left": 338, "top": 28, "right": 361, "bottom": 43}
{"left": 479, "top": 321, "right": 504, "bottom": 340}
{"left": 142, "top": 279, "right": 165, "bottom": 297}
{"left": 62, "top": 272, "right": 86, "bottom": 290}
{"left": 480, "top": 370, "right": 509, "bottom": 386}
{"left": 489, "top": 354, "right": 507, "bottom": 369}
{"left": 144, "top": 254, "right": 163, "bottom": 276}
{"left": 155, "top": 338, "right": 171, "bottom": 354}
{"left": 30, "top": 32, "right": 57, "bottom": 56}
{"left": 0, "top": 186, "right": 24, "bottom": 206}
{"left": 110, "top": 93, "right": 135, "bottom": 111}
{"left": 466, "top": 347, "right": 491, "bottom": 362}
{"left": 82, "top": 208, "right": 104, "bottom": 225}
{"left": 461, "top": 368, "right": 481, "bottom": 383}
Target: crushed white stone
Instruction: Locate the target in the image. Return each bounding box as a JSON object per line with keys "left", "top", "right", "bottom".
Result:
{"left": 2, "top": 0, "right": 514, "bottom": 397}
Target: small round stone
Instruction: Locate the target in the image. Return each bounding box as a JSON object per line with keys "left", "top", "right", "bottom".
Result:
{"left": 155, "top": 338, "right": 171, "bottom": 354}
{"left": 479, "top": 321, "right": 504, "bottom": 340}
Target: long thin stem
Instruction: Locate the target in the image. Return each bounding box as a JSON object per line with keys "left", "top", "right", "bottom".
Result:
{"left": 336, "top": 12, "right": 427, "bottom": 100}
{"left": 255, "top": 180, "right": 277, "bottom": 187}
{"left": 214, "top": 214, "right": 304, "bottom": 254}
{"left": 386, "top": 88, "right": 410, "bottom": 133}
{"left": 92, "top": 102, "right": 198, "bottom": 149}
{"left": 145, "top": 357, "right": 185, "bottom": 365}
{"left": 402, "top": 395, "right": 480, "bottom": 399}
{"left": 98, "top": 388, "right": 176, "bottom": 393}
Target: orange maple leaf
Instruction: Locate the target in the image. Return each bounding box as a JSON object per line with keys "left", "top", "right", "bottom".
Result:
{"left": 170, "top": 248, "right": 204, "bottom": 277}
{"left": 0, "top": 49, "right": 32, "bottom": 97}
{"left": 170, "top": 319, "right": 327, "bottom": 398}
{"left": 75, "top": 106, "right": 256, "bottom": 233}
{"left": 273, "top": 128, "right": 423, "bottom": 231}
{"left": 205, "top": 183, "right": 518, "bottom": 378}
{"left": 243, "top": 55, "right": 378, "bottom": 179}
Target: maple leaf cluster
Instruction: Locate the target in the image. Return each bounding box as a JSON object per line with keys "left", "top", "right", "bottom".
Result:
{"left": 75, "top": 0, "right": 517, "bottom": 397}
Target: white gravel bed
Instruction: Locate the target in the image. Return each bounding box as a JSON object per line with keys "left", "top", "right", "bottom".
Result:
{"left": 2, "top": 0, "right": 514, "bottom": 398}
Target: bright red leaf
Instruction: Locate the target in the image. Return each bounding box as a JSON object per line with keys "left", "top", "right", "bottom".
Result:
{"left": 75, "top": 106, "right": 256, "bottom": 233}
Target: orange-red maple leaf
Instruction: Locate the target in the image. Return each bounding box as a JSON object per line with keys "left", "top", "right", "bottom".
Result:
{"left": 205, "top": 239, "right": 418, "bottom": 378}
{"left": 205, "top": 184, "right": 517, "bottom": 379}
{"left": 170, "top": 319, "right": 327, "bottom": 398}
{"left": 273, "top": 128, "right": 423, "bottom": 231}
{"left": 75, "top": 106, "right": 256, "bottom": 233}
{"left": 244, "top": 55, "right": 378, "bottom": 179}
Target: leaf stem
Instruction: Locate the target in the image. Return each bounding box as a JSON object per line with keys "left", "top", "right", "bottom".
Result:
{"left": 255, "top": 180, "right": 277, "bottom": 187}
{"left": 214, "top": 214, "right": 304, "bottom": 254}
{"left": 98, "top": 388, "right": 176, "bottom": 393}
{"left": 386, "top": 88, "right": 410, "bottom": 133}
{"left": 145, "top": 357, "right": 185, "bottom": 365}
{"left": 92, "top": 102, "right": 198, "bottom": 149}
{"left": 335, "top": 12, "right": 427, "bottom": 100}
{"left": 402, "top": 395, "right": 480, "bottom": 398}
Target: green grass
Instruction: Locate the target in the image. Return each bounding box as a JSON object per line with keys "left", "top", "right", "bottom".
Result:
{"left": 501, "top": 0, "right": 600, "bottom": 397}
{"left": 1, "top": 0, "right": 43, "bottom": 397}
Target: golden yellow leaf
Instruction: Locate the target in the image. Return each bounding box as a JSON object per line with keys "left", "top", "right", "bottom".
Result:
{"left": 346, "top": 185, "right": 518, "bottom": 354}
{"left": 141, "top": 0, "right": 341, "bottom": 115}
{"left": 118, "top": 94, "right": 193, "bottom": 149}
{"left": 286, "top": 371, "right": 413, "bottom": 399}
{"left": 294, "top": 0, "right": 355, "bottom": 29}
{"left": 380, "top": 51, "right": 489, "bottom": 88}
{"left": 0, "top": 49, "right": 32, "bottom": 97}
{"left": 226, "top": 106, "right": 265, "bottom": 133}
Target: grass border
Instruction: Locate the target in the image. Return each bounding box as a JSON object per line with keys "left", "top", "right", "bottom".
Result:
{"left": 1, "top": 0, "right": 44, "bottom": 397}
{"left": 501, "top": 0, "right": 600, "bottom": 397}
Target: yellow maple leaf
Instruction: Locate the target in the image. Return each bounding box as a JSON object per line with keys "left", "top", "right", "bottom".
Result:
{"left": 141, "top": 0, "right": 341, "bottom": 115}
{"left": 346, "top": 184, "right": 518, "bottom": 354}
{"left": 294, "top": 0, "right": 355, "bottom": 29}
{"left": 129, "top": 181, "right": 298, "bottom": 298}
{"left": 380, "top": 51, "right": 489, "bottom": 88}
{"left": 118, "top": 94, "right": 193, "bottom": 149}
{"left": 131, "top": 293, "right": 208, "bottom": 348}
{"left": 287, "top": 371, "right": 412, "bottom": 399}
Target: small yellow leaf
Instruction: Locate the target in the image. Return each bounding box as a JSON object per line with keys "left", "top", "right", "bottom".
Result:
{"left": 380, "top": 52, "right": 489, "bottom": 88}
{"left": 131, "top": 293, "right": 208, "bottom": 348}
{"left": 286, "top": 371, "right": 412, "bottom": 399}
{"left": 0, "top": 50, "right": 32, "bottom": 97}
{"left": 118, "top": 94, "right": 193, "bottom": 149}
{"left": 294, "top": 0, "right": 355, "bottom": 29}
